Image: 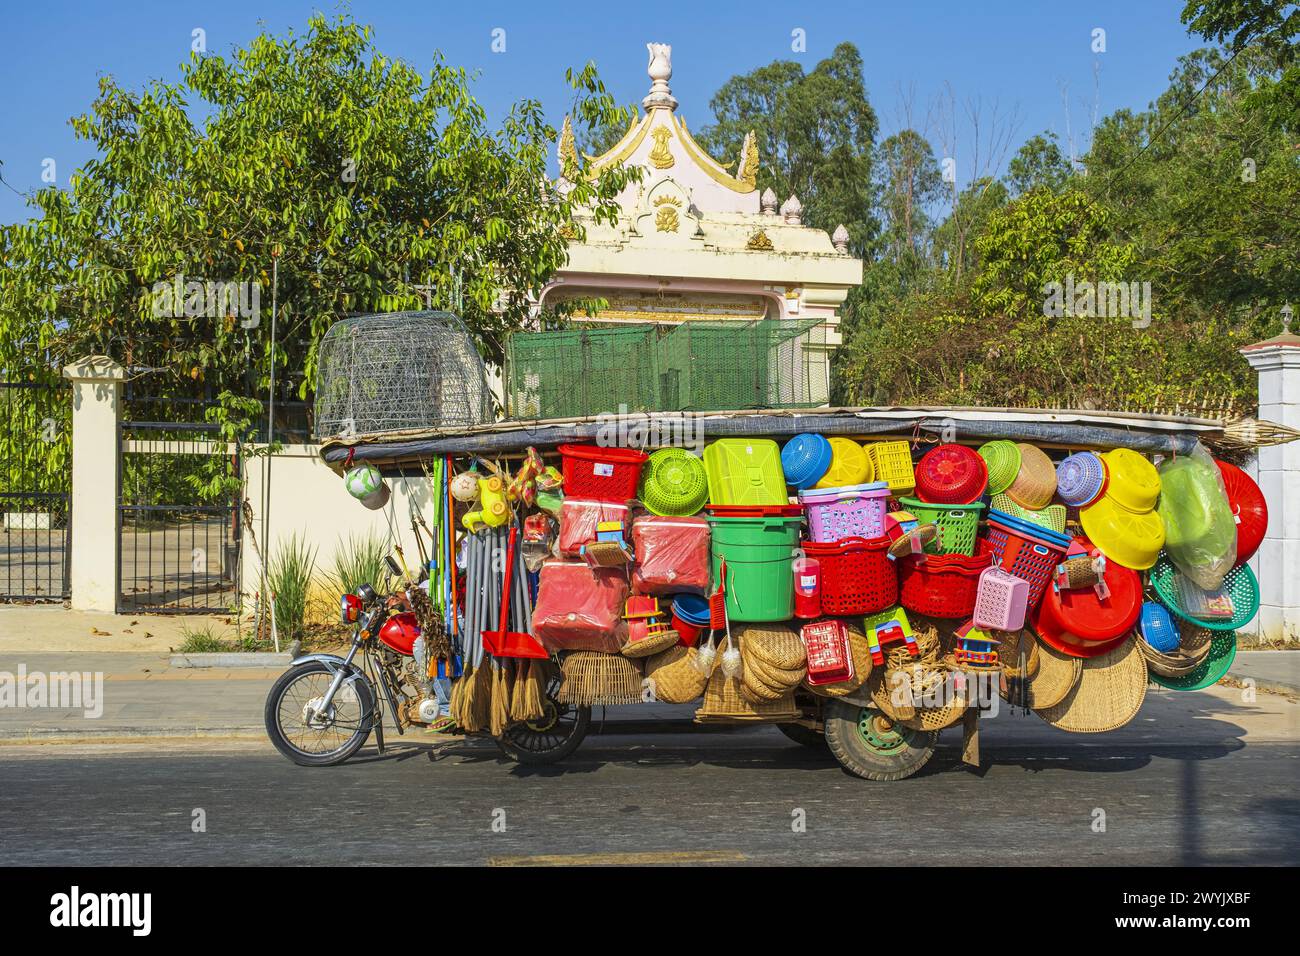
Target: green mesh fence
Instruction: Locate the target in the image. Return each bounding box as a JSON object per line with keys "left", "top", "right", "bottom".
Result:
{"left": 657, "top": 318, "right": 823, "bottom": 411}
{"left": 505, "top": 323, "right": 662, "bottom": 419}
{"left": 506, "top": 319, "right": 825, "bottom": 419}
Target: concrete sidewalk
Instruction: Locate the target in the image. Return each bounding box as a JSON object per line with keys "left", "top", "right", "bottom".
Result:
{"left": 0, "top": 605, "right": 239, "bottom": 652}
{"left": 1227, "top": 650, "right": 1300, "bottom": 696}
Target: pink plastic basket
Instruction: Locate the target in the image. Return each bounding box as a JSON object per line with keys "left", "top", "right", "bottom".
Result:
{"left": 972, "top": 567, "right": 1031, "bottom": 631}
{"left": 798, "top": 481, "right": 890, "bottom": 543}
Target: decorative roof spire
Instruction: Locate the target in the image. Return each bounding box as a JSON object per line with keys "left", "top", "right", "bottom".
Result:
{"left": 832, "top": 224, "right": 850, "bottom": 253}
{"left": 761, "top": 188, "right": 778, "bottom": 215}
{"left": 737, "top": 131, "right": 759, "bottom": 190}
{"left": 558, "top": 115, "right": 578, "bottom": 180}
{"left": 781, "top": 194, "right": 803, "bottom": 225}
{"left": 643, "top": 43, "right": 678, "bottom": 111}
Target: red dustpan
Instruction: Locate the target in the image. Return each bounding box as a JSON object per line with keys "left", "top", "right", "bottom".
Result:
{"left": 483, "top": 525, "right": 548, "bottom": 659}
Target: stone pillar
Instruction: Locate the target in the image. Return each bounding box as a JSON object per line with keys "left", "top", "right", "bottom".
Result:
{"left": 1240, "top": 330, "right": 1300, "bottom": 644}
{"left": 61, "top": 356, "right": 124, "bottom": 612}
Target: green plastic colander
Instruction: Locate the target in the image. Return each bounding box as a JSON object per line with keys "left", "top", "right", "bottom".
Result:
{"left": 1149, "top": 555, "right": 1259, "bottom": 632}
{"left": 979, "top": 440, "right": 1022, "bottom": 495}
{"left": 1149, "top": 631, "right": 1237, "bottom": 691}
{"left": 638, "top": 448, "right": 709, "bottom": 516}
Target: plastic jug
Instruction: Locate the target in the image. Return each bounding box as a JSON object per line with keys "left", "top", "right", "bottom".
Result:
{"left": 793, "top": 552, "right": 822, "bottom": 619}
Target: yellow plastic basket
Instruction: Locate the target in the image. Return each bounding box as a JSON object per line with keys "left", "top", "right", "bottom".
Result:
{"left": 865, "top": 441, "right": 915, "bottom": 495}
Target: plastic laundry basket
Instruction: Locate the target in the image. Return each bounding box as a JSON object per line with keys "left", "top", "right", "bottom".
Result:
{"left": 897, "top": 548, "right": 993, "bottom": 619}
{"left": 558, "top": 444, "right": 647, "bottom": 503}
{"left": 899, "top": 496, "right": 984, "bottom": 556}
{"left": 802, "top": 536, "right": 898, "bottom": 616}
{"left": 798, "top": 481, "right": 890, "bottom": 543}
{"left": 983, "top": 510, "right": 1072, "bottom": 610}
{"left": 704, "top": 439, "right": 787, "bottom": 506}
{"left": 705, "top": 510, "right": 804, "bottom": 622}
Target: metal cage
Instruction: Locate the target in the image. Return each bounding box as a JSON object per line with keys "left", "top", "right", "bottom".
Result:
{"left": 314, "top": 311, "right": 494, "bottom": 439}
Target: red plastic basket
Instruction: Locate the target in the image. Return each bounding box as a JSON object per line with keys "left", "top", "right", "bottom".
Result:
{"left": 802, "top": 536, "right": 897, "bottom": 616}
{"left": 1216, "top": 459, "right": 1267, "bottom": 565}
{"left": 915, "top": 444, "right": 988, "bottom": 504}
{"left": 897, "top": 548, "right": 993, "bottom": 618}
{"left": 558, "top": 444, "right": 648, "bottom": 502}
{"left": 983, "top": 523, "right": 1069, "bottom": 611}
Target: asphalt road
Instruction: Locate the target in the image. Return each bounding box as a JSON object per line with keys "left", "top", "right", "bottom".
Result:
{"left": 2, "top": 728, "right": 1296, "bottom": 866}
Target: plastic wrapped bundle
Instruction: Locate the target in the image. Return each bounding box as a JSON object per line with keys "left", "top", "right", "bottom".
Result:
{"left": 532, "top": 560, "right": 629, "bottom": 653}
{"left": 1157, "top": 443, "right": 1236, "bottom": 591}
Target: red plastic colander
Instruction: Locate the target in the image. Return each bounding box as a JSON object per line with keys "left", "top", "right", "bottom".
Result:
{"left": 915, "top": 444, "right": 989, "bottom": 504}
{"left": 1216, "top": 460, "right": 1268, "bottom": 565}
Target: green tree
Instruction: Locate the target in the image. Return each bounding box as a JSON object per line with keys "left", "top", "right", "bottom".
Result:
{"left": 697, "top": 42, "right": 879, "bottom": 255}
{"left": 0, "top": 13, "right": 635, "bottom": 427}
{"left": 1005, "top": 132, "right": 1073, "bottom": 196}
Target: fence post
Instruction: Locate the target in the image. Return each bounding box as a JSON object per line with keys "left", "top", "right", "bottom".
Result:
{"left": 61, "top": 355, "right": 124, "bottom": 612}
{"left": 1240, "top": 328, "right": 1300, "bottom": 644}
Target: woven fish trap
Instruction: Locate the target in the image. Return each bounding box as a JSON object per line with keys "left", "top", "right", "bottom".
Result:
{"left": 800, "top": 623, "right": 873, "bottom": 698}
{"left": 697, "top": 653, "right": 798, "bottom": 722}
{"left": 1036, "top": 637, "right": 1147, "bottom": 733}
{"left": 643, "top": 645, "right": 707, "bottom": 704}
{"left": 557, "top": 651, "right": 644, "bottom": 706}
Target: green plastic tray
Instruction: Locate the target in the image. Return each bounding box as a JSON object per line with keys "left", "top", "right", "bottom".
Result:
{"left": 1149, "top": 556, "right": 1259, "bottom": 632}
{"left": 1149, "top": 631, "right": 1237, "bottom": 691}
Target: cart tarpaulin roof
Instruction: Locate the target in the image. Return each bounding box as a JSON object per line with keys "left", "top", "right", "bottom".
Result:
{"left": 318, "top": 406, "right": 1230, "bottom": 474}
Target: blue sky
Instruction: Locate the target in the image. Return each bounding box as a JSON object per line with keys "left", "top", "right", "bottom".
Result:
{"left": 0, "top": 1, "right": 1205, "bottom": 224}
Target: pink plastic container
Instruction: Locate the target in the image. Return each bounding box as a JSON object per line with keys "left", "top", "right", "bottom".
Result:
{"left": 798, "top": 481, "right": 891, "bottom": 543}
{"left": 972, "top": 566, "right": 1031, "bottom": 631}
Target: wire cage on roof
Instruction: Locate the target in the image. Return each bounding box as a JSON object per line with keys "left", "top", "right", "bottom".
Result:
{"left": 313, "top": 311, "right": 494, "bottom": 439}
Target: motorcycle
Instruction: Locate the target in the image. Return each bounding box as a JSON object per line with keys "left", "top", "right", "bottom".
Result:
{"left": 263, "top": 567, "right": 589, "bottom": 767}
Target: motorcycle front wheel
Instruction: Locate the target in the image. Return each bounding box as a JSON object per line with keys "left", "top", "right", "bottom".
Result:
{"left": 495, "top": 667, "right": 590, "bottom": 765}
{"left": 264, "top": 660, "right": 375, "bottom": 767}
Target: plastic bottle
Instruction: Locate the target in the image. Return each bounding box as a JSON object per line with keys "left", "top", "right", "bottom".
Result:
{"left": 792, "top": 552, "right": 822, "bottom": 619}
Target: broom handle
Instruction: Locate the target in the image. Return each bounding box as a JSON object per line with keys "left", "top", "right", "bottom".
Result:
{"left": 447, "top": 455, "right": 458, "bottom": 638}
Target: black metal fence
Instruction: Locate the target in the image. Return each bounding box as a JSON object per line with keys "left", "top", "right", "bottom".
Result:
{"left": 117, "top": 419, "right": 240, "bottom": 614}
{"left": 0, "top": 381, "right": 71, "bottom": 601}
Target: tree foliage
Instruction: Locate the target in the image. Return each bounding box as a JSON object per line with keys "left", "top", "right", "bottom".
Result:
{"left": 0, "top": 13, "right": 635, "bottom": 420}
{"left": 697, "top": 42, "right": 879, "bottom": 257}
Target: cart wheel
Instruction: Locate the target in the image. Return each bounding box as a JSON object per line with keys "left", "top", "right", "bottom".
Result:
{"left": 777, "top": 723, "right": 829, "bottom": 750}
{"left": 495, "top": 668, "right": 590, "bottom": 765}
{"left": 823, "top": 700, "right": 937, "bottom": 781}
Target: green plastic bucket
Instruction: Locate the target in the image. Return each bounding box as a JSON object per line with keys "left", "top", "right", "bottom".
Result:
{"left": 706, "top": 513, "right": 804, "bottom": 622}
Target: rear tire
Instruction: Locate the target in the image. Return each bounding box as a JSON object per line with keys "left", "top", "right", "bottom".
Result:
{"left": 496, "top": 667, "right": 590, "bottom": 765}
{"left": 823, "top": 700, "right": 937, "bottom": 781}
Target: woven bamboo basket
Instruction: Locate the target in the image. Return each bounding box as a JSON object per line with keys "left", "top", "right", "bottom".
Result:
{"left": 800, "top": 622, "right": 873, "bottom": 698}
{"left": 1139, "top": 620, "right": 1214, "bottom": 677}
{"left": 557, "top": 651, "right": 644, "bottom": 706}
{"left": 1036, "top": 637, "right": 1148, "bottom": 733}
{"left": 899, "top": 682, "right": 969, "bottom": 731}
{"left": 741, "top": 653, "right": 806, "bottom": 702}
{"left": 697, "top": 653, "right": 798, "bottom": 722}
{"left": 643, "top": 645, "right": 707, "bottom": 704}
